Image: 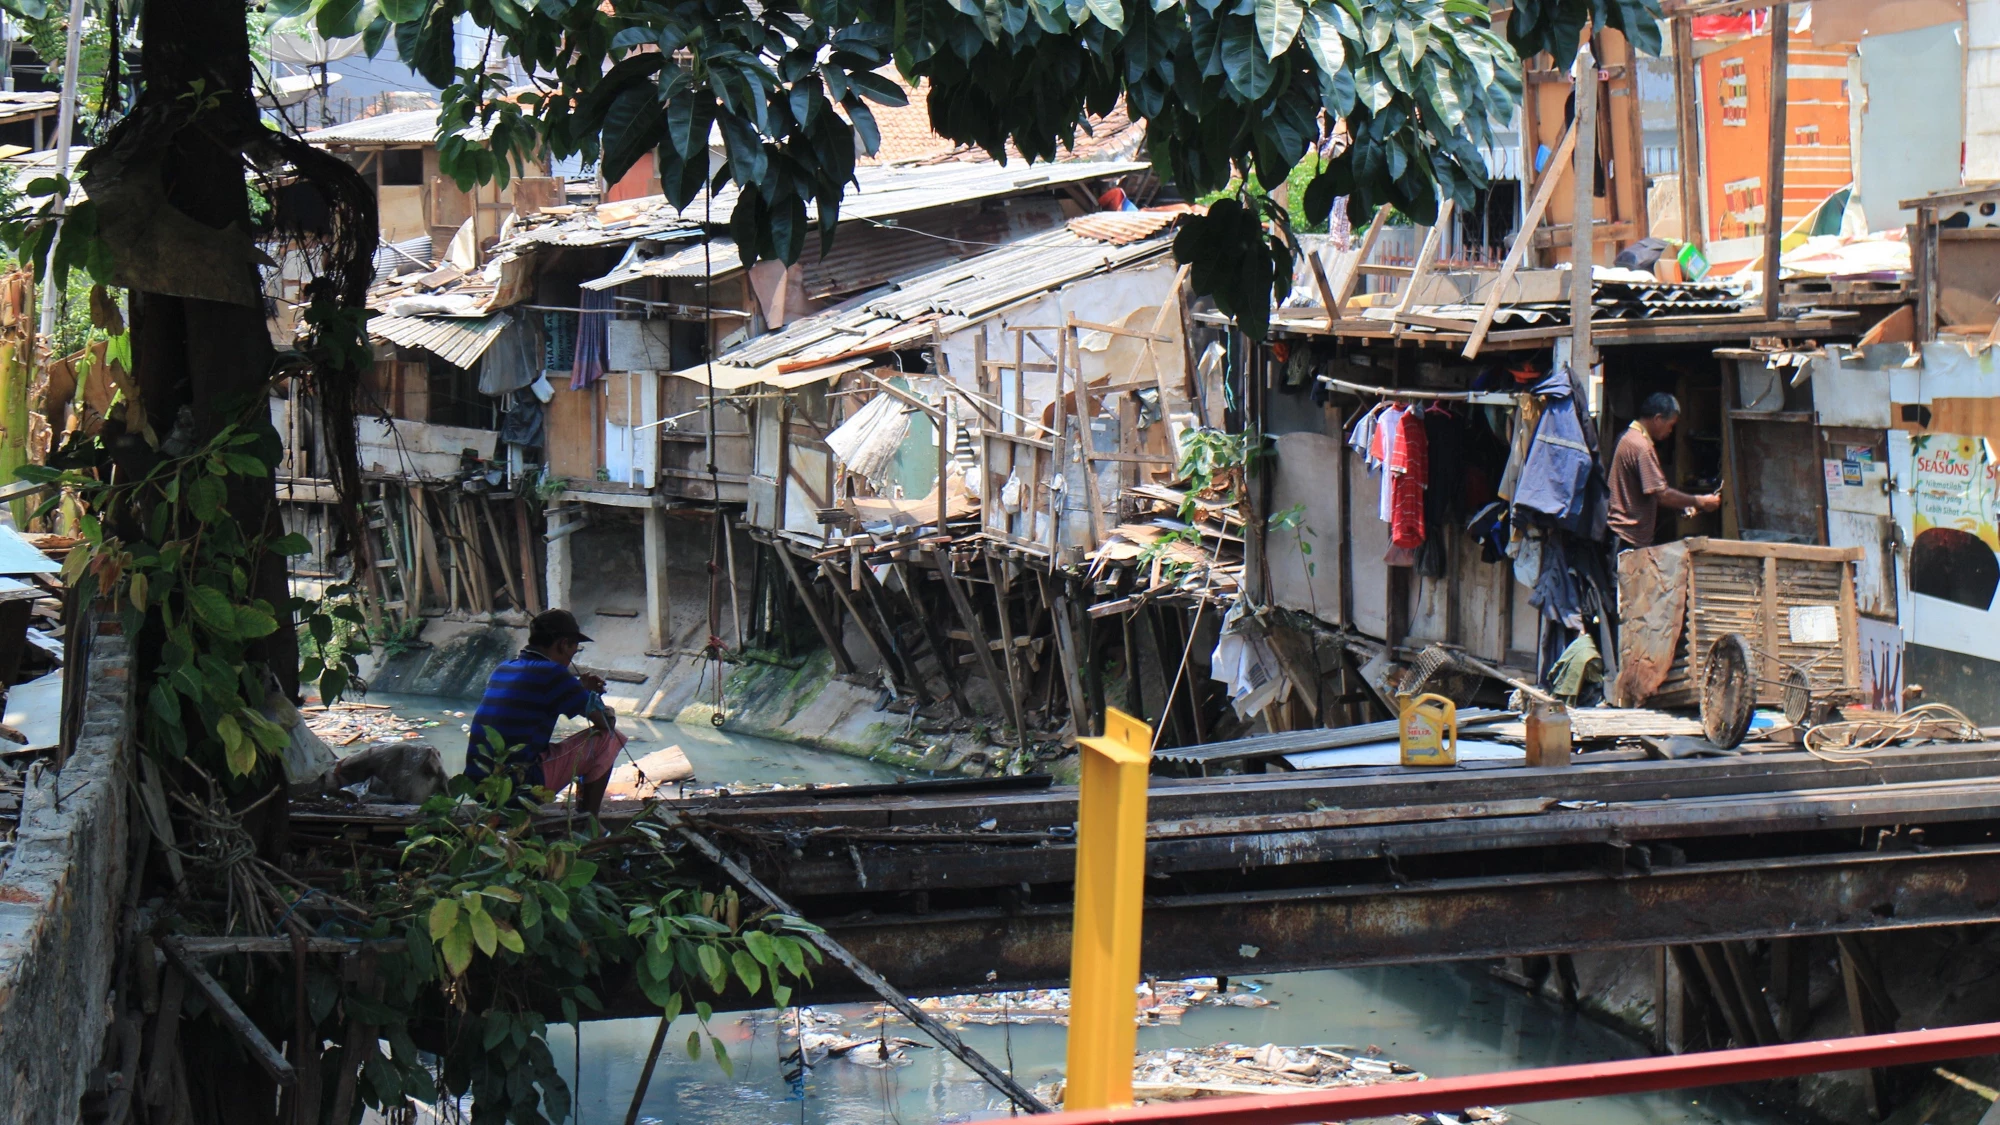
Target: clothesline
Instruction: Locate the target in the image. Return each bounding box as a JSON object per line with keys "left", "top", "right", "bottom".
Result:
{"left": 1319, "top": 376, "right": 1520, "bottom": 407}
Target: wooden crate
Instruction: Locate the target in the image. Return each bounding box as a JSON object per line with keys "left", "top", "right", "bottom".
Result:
{"left": 1624, "top": 538, "right": 1861, "bottom": 710}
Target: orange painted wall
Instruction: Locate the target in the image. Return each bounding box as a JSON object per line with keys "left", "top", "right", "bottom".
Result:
{"left": 1698, "top": 14, "right": 1855, "bottom": 257}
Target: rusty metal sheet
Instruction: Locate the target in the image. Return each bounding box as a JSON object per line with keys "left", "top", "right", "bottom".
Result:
{"left": 1614, "top": 540, "right": 1689, "bottom": 706}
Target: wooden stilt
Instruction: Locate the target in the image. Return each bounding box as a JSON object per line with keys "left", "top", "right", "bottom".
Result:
{"left": 984, "top": 555, "right": 1029, "bottom": 739}
{"left": 891, "top": 559, "right": 972, "bottom": 719}
{"left": 823, "top": 558, "right": 912, "bottom": 695}
{"left": 513, "top": 497, "right": 543, "bottom": 614}
{"left": 931, "top": 547, "right": 1019, "bottom": 735}
{"left": 772, "top": 544, "right": 855, "bottom": 674}
{"left": 1722, "top": 941, "right": 1780, "bottom": 1045}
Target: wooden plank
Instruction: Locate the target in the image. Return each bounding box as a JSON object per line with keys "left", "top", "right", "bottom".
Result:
{"left": 158, "top": 937, "right": 296, "bottom": 1088}
{"left": 1762, "top": 5, "right": 1790, "bottom": 320}
{"left": 1683, "top": 537, "right": 1863, "bottom": 562}
{"left": 985, "top": 555, "right": 1029, "bottom": 737}
{"left": 1572, "top": 43, "right": 1600, "bottom": 372}
{"left": 822, "top": 558, "right": 912, "bottom": 694}
{"left": 1391, "top": 200, "right": 1457, "bottom": 340}
{"left": 1761, "top": 555, "right": 1781, "bottom": 689}
{"left": 894, "top": 559, "right": 972, "bottom": 719}
{"left": 1463, "top": 120, "right": 1578, "bottom": 358}
{"left": 1331, "top": 205, "right": 1393, "bottom": 311}
{"left": 772, "top": 542, "right": 856, "bottom": 674}
{"left": 931, "top": 547, "right": 1021, "bottom": 734}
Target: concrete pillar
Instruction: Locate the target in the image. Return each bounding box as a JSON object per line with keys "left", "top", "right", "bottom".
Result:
{"left": 546, "top": 507, "right": 574, "bottom": 611}
{"left": 644, "top": 503, "right": 671, "bottom": 651}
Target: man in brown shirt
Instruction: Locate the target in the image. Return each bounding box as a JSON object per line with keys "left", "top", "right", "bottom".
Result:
{"left": 1608, "top": 393, "right": 1720, "bottom": 549}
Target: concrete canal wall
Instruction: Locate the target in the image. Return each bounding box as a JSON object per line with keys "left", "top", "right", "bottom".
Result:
{"left": 0, "top": 620, "right": 130, "bottom": 1122}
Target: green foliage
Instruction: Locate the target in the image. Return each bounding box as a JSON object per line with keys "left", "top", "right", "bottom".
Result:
{"left": 297, "top": 584, "right": 370, "bottom": 705}
{"left": 319, "top": 775, "right": 823, "bottom": 1122}
{"left": 264, "top": 0, "right": 1647, "bottom": 336}
{"left": 1269, "top": 499, "right": 1320, "bottom": 614}
{"left": 24, "top": 421, "right": 299, "bottom": 777}
{"left": 0, "top": 175, "right": 115, "bottom": 295}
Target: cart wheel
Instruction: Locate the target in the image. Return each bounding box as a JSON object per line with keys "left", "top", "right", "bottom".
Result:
{"left": 1783, "top": 668, "right": 1813, "bottom": 727}
{"left": 1701, "top": 633, "right": 1756, "bottom": 749}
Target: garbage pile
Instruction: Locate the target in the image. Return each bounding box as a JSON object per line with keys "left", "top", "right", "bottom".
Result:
{"left": 910, "top": 977, "right": 1275, "bottom": 1027}
{"left": 302, "top": 702, "right": 447, "bottom": 747}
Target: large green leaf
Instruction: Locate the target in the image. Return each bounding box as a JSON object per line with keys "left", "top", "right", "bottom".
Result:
{"left": 1216, "top": 16, "right": 1277, "bottom": 101}
{"left": 1253, "top": 0, "right": 1304, "bottom": 61}
{"left": 598, "top": 83, "right": 665, "bottom": 188}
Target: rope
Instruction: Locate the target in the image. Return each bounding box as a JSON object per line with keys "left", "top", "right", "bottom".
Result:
{"left": 1801, "top": 702, "right": 1984, "bottom": 761}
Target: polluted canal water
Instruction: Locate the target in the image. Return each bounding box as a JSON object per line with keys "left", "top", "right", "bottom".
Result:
{"left": 340, "top": 694, "right": 1793, "bottom": 1125}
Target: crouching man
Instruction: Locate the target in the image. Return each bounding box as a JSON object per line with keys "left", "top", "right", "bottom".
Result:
{"left": 465, "top": 609, "right": 620, "bottom": 815}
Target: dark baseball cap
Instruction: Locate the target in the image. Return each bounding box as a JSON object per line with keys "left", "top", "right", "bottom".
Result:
{"left": 531, "top": 609, "right": 593, "bottom": 643}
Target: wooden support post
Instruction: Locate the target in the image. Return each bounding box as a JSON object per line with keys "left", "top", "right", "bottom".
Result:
{"left": 772, "top": 543, "right": 856, "bottom": 674}
{"left": 1672, "top": 16, "right": 1702, "bottom": 246}
{"left": 1332, "top": 205, "right": 1394, "bottom": 311}
{"left": 842, "top": 556, "right": 920, "bottom": 698}
{"left": 892, "top": 559, "right": 973, "bottom": 719}
{"left": 158, "top": 937, "right": 296, "bottom": 1088}
{"left": 143, "top": 967, "right": 186, "bottom": 1108}
{"left": 985, "top": 554, "right": 1030, "bottom": 738}
{"left": 1690, "top": 943, "right": 1757, "bottom": 1048}
{"left": 514, "top": 497, "right": 544, "bottom": 614}
{"left": 1391, "top": 199, "right": 1458, "bottom": 338}
{"left": 1669, "top": 946, "right": 1722, "bottom": 1053}
{"left": 643, "top": 503, "right": 672, "bottom": 651}
{"left": 1571, "top": 42, "right": 1600, "bottom": 375}
{"left": 1722, "top": 941, "right": 1781, "bottom": 1046}
{"left": 1042, "top": 571, "right": 1093, "bottom": 738}
{"left": 1654, "top": 946, "right": 1671, "bottom": 1054}
{"left": 1554, "top": 953, "right": 1582, "bottom": 1009}
{"left": 1838, "top": 934, "right": 1897, "bottom": 1116}
{"left": 1764, "top": 5, "right": 1790, "bottom": 320}
{"left": 478, "top": 499, "right": 524, "bottom": 612}
{"left": 1773, "top": 937, "right": 1813, "bottom": 1041}
{"left": 1463, "top": 120, "right": 1578, "bottom": 358}
{"left": 408, "top": 487, "right": 450, "bottom": 611}
{"left": 932, "top": 547, "right": 1021, "bottom": 735}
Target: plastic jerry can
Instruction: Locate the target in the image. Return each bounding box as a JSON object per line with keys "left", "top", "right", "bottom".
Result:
{"left": 1398, "top": 693, "right": 1459, "bottom": 767}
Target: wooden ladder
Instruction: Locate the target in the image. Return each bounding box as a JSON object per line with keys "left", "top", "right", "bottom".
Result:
{"left": 360, "top": 481, "right": 410, "bottom": 628}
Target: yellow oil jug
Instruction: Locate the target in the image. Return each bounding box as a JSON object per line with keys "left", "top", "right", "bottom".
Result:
{"left": 1397, "top": 692, "right": 1459, "bottom": 767}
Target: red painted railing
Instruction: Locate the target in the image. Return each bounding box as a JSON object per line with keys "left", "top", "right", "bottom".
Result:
{"left": 1037, "top": 1022, "right": 2000, "bottom": 1124}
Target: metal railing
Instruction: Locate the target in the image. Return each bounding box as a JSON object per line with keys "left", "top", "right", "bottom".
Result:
{"left": 1035, "top": 1022, "right": 2000, "bottom": 1123}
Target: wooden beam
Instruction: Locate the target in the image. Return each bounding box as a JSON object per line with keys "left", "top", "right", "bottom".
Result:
{"left": 772, "top": 543, "right": 856, "bottom": 674}
{"left": 985, "top": 554, "right": 1030, "bottom": 739}
{"left": 1462, "top": 120, "right": 1579, "bottom": 358}
{"left": 1331, "top": 205, "right": 1393, "bottom": 312}
{"left": 158, "top": 936, "right": 296, "bottom": 1088}
{"left": 890, "top": 558, "right": 973, "bottom": 719}
{"left": 1763, "top": 5, "right": 1790, "bottom": 320}
{"left": 1391, "top": 199, "right": 1458, "bottom": 340}
{"left": 930, "top": 547, "right": 1021, "bottom": 734}
{"left": 1572, "top": 42, "right": 1600, "bottom": 374}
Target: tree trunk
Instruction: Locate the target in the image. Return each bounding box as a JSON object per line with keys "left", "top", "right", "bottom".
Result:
{"left": 127, "top": 0, "right": 298, "bottom": 700}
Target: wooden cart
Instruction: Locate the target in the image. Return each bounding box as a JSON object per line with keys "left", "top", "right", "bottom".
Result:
{"left": 1614, "top": 537, "right": 1863, "bottom": 716}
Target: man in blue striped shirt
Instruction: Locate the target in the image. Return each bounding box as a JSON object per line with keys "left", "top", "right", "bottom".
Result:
{"left": 466, "top": 610, "right": 607, "bottom": 796}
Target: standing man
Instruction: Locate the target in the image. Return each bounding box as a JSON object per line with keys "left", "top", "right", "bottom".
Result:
{"left": 466, "top": 609, "right": 615, "bottom": 810}
{"left": 1609, "top": 392, "right": 1721, "bottom": 551}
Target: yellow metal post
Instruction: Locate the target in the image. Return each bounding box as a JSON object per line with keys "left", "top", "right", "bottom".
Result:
{"left": 1063, "top": 706, "right": 1153, "bottom": 1110}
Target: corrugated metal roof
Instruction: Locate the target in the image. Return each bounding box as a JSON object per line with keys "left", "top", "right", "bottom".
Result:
{"left": 581, "top": 237, "right": 745, "bottom": 291}
{"left": 371, "top": 313, "right": 509, "bottom": 368}
{"left": 0, "top": 526, "right": 57, "bottom": 575}
{"left": 708, "top": 223, "right": 1172, "bottom": 375}
{"left": 303, "top": 107, "right": 493, "bottom": 146}
{"left": 510, "top": 160, "right": 1149, "bottom": 250}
